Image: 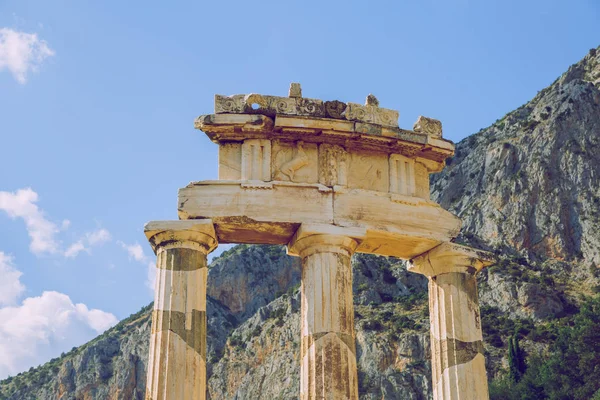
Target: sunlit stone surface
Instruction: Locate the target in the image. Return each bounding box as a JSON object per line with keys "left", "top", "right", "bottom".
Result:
{"left": 143, "top": 84, "right": 495, "bottom": 399}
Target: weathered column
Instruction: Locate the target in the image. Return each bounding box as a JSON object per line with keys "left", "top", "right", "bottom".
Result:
{"left": 408, "top": 243, "right": 495, "bottom": 400}
{"left": 144, "top": 220, "right": 217, "bottom": 400}
{"left": 288, "top": 232, "right": 359, "bottom": 400}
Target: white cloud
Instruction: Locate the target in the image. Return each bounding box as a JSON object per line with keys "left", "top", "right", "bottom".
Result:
{"left": 146, "top": 261, "right": 156, "bottom": 291}
{"left": 118, "top": 241, "right": 155, "bottom": 291}
{"left": 64, "top": 229, "right": 111, "bottom": 259}
{"left": 64, "top": 240, "right": 87, "bottom": 258}
{"left": 0, "top": 256, "right": 117, "bottom": 379}
{"left": 0, "top": 188, "right": 60, "bottom": 255}
{"left": 75, "top": 303, "right": 118, "bottom": 333}
{"left": 0, "top": 28, "right": 54, "bottom": 84}
{"left": 0, "top": 188, "right": 112, "bottom": 259}
{"left": 86, "top": 229, "right": 111, "bottom": 245}
{"left": 0, "top": 291, "right": 117, "bottom": 379}
{"left": 0, "top": 252, "right": 25, "bottom": 306}
{"left": 118, "top": 241, "right": 146, "bottom": 262}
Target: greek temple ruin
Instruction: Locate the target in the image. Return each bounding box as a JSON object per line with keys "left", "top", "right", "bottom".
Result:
{"left": 143, "top": 83, "right": 496, "bottom": 400}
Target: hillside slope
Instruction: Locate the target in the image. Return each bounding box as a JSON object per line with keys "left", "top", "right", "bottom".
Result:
{"left": 1, "top": 45, "right": 599, "bottom": 400}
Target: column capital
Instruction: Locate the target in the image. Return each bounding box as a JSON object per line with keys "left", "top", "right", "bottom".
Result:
{"left": 287, "top": 224, "right": 359, "bottom": 258}
{"left": 144, "top": 220, "right": 218, "bottom": 255}
{"left": 408, "top": 242, "right": 495, "bottom": 278}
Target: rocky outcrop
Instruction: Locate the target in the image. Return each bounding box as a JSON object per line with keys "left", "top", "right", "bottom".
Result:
{"left": 208, "top": 245, "right": 300, "bottom": 320}
{"left": 432, "top": 47, "right": 600, "bottom": 266}
{"left": 479, "top": 269, "right": 565, "bottom": 321}
{"left": 2, "top": 45, "right": 600, "bottom": 400}
{"left": 207, "top": 254, "right": 431, "bottom": 400}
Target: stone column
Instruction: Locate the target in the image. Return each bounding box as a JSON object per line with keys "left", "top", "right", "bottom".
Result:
{"left": 288, "top": 232, "right": 359, "bottom": 400}
{"left": 144, "top": 220, "right": 217, "bottom": 400}
{"left": 408, "top": 243, "right": 495, "bottom": 400}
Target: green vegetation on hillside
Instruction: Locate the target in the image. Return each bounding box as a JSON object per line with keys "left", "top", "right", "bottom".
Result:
{"left": 489, "top": 295, "right": 600, "bottom": 400}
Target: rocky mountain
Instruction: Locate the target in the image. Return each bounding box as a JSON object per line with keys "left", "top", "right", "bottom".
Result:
{"left": 1, "top": 45, "right": 599, "bottom": 400}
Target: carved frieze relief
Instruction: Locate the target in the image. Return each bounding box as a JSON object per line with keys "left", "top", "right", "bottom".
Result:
{"left": 346, "top": 102, "right": 399, "bottom": 128}
{"left": 272, "top": 141, "right": 317, "bottom": 183}
{"left": 347, "top": 151, "right": 389, "bottom": 192}
{"left": 318, "top": 144, "right": 348, "bottom": 187}
{"left": 413, "top": 116, "right": 443, "bottom": 138}
{"left": 215, "top": 94, "right": 325, "bottom": 118}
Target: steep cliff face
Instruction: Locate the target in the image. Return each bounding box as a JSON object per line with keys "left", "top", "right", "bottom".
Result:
{"left": 208, "top": 254, "right": 431, "bottom": 400}
{"left": 207, "top": 245, "right": 300, "bottom": 320}
{"left": 432, "top": 47, "right": 600, "bottom": 265}
{"left": 2, "top": 46, "right": 600, "bottom": 400}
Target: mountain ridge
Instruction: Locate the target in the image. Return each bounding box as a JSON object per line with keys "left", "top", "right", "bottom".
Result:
{"left": 1, "top": 45, "right": 600, "bottom": 400}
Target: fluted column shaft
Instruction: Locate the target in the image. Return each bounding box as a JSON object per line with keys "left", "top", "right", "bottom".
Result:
{"left": 409, "top": 243, "right": 495, "bottom": 400}
{"left": 289, "top": 234, "right": 359, "bottom": 400}
{"left": 428, "top": 271, "right": 487, "bottom": 399}
{"left": 144, "top": 221, "right": 217, "bottom": 400}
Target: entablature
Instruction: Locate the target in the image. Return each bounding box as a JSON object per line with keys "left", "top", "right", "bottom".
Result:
{"left": 195, "top": 113, "right": 453, "bottom": 167}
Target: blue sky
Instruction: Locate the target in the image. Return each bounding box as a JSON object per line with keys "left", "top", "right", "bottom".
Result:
{"left": 0, "top": 0, "right": 598, "bottom": 378}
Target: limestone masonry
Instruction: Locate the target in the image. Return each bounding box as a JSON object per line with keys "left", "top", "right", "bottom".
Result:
{"left": 143, "top": 84, "right": 496, "bottom": 400}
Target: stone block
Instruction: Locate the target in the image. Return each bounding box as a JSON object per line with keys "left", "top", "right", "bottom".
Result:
{"left": 346, "top": 102, "right": 399, "bottom": 128}
{"left": 332, "top": 187, "right": 461, "bottom": 258}
{"left": 413, "top": 116, "right": 443, "bottom": 138}
{"left": 218, "top": 142, "right": 242, "bottom": 180}
{"left": 347, "top": 150, "right": 389, "bottom": 192}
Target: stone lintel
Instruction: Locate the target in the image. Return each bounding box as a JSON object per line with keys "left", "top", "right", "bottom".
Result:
{"left": 408, "top": 242, "right": 496, "bottom": 277}
{"left": 274, "top": 115, "right": 356, "bottom": 132}
{"left": 178, "top": 181, "right": 461, "bottom": 259}
{"left": 144, "top": 220, "right": 218, "bottom": 255}
{"left": 194, "top": 113, "right": 274, "bottom": 135}
{"left": 426, "top": 136, "right": 454, "bottom": 152}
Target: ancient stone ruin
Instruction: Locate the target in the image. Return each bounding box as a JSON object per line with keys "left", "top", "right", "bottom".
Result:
{"left": 143, "top": 84, "right": 495, "bottom": 400}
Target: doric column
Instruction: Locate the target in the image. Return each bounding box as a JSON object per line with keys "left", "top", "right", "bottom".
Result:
{"left": 288, "top": 229, "right": 359, "bottom": 400}
{"left": 408, "top": 243, "right": 495, "bottom": 400}
{"left": 144, "top": 220, "right": 217, "bottom": 400}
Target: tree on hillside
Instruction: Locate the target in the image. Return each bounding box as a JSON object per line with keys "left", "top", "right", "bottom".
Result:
{"left": 508, "top": 334, "right": 526, "bottom": 383}
{"left": 491, "top": 295, "right": 600, "bottom": 400}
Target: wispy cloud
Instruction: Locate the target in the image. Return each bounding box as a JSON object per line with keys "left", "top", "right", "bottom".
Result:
{"left": 61, "top": 219, "right": 71, "bottom": 231}
{"left": 0, "top": 188, "right": 60, "bottom": 255}
{"left": 64, "top": 240, "right": 86, "bottom": 258}
{"left": 118, "top": 241, "right": 145, "bottom": 262}
{"left": 147, "top": 261, "right": 156, "bottom": 291}
{"left": 0, "top": 188, "right": 114, "bottom": 259}
{"left": 0, "top": 28, "right": 54, "bottom": 84}
{"left": 86, "top": 229, "right": 111, "bottom": 245}
{"left": 118, "top": 241, "right": 155, "bottom": 290}
{"left": 0, "top": 252, "right": 25, "bottom": 306}
{"left": 64, "top": 228, "right": 112, "bottom": 259}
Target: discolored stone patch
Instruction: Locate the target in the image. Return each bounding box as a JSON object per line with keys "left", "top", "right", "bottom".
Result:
{"left": 433, "top": 337, "right": 484, "bottom": 370}
{"left": 158, "top": 248, "right": 207, "bottom": 271}
{"left": 152, "top": 309, "right": 207, "bottom": 359}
